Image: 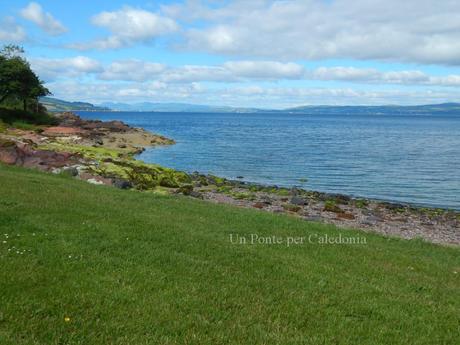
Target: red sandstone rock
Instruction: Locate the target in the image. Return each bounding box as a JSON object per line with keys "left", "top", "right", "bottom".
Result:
{"left": 43, "top": 126, "right": 86, "bottom": 136}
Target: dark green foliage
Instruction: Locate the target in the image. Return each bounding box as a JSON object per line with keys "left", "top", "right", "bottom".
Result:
{"left": 0, "top": 45, "right": 50, "bottom": 112}
{"left": 0, "top": 107, "right": 57, "bottom": 126}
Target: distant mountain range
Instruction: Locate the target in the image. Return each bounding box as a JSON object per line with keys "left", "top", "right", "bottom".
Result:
{"left": 41, "top": 97, "right": 460, "bottom": 115}
{"left": 99, "top": 102, "right": 260, "bottom": 113}
{"left": 40, "top": 97, "right": 110, "bottom": 112}
{"left": 285, "top": 103, "right": 460, "bottom": 115}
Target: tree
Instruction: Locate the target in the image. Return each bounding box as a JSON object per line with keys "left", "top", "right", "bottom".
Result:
{"left": 0, "top": 45, "right": 50, "bottom": 111}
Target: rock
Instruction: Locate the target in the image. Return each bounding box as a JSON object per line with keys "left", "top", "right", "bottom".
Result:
{"left": 290, "top": 196, "right": 307, "bottom": 206}
{"left": 253, "top": 202, "right": 265, "bottom": 209}
{"left": 336, "top": 212, "right": 356, "bottom": 220}
{"left": 63, "top": 167, "right": 79, "bottom": 177}
{"left": 382, "top": 202, "right": 407, "bottom": 211}
{"left": 236, "top": 176, "right": 244, "bottom": 179}
{"left": 260, "top": 196, "right": 273, "bottom": 205}
{"left": 364, "top": 215, "right": 383, "bottom": 224}
{"left": 324, "top": 201, "right": 343, "bottom": 213}
{"left": 113, "top": 179, "right": 133, "bottom": 189}
{"left": 329, "top": 193, "right": 351, "bottom": 204}
{"left": 290, "top": 187, "right": 301, "bottom": 196}
{"left": 0, "top": 140, "right": 77, "bottom": 170}
{"left": 304, "top": 215, "right": 323, "bottom": 222}
{"left": 189, "top": 191, "right": 203, "bottom": 199}
{"left": 87, "top": 178, "right": 105, "bottom": 185}
{"left": 42, "top": 126, "right": 85, "bottom": 136}
{"left": 178, "top": 185, "right": 194, "bottom": 195}
{"left": 118, "top": 144, "right": 127, "bottom": 149}
{"left": 282, "top": 204, "right": 301, "bottom": 212}
{"left": 95, "top": 139, "right": 104, "bottom": 145}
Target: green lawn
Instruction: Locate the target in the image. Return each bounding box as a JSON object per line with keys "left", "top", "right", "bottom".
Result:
{"left": 0, "top": 164, "right": 459, "bottom": 344}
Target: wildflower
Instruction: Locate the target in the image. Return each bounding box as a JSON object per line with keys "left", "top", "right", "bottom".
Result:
{"left": 64, "top": 316, "right": 71, "bottom": 322}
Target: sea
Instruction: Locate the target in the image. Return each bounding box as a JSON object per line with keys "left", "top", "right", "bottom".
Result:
{"left": 77, "top": 111, "right": 460, "bottom": 210}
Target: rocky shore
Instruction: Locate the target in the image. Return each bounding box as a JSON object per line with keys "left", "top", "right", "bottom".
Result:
{"left": 1, "top": 112, "right": 458, "bottom": 245}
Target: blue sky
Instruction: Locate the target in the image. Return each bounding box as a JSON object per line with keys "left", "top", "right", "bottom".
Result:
{"left": 1, "top": 0, "right": 460, "bottom": 108}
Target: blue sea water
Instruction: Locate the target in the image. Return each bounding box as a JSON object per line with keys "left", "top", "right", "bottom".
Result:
{"left": 77, "top": 111, "right": 460, "bottom": 210}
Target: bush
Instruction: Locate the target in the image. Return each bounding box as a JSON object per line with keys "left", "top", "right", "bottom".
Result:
{"left": 11, "top": 121, "right": 37, "bottom": 131}
{"left": 0, "top": 107, "right": 57, "bottom": 126}
{"left": 0, "top": 119, "right": 7, "bottom": 133}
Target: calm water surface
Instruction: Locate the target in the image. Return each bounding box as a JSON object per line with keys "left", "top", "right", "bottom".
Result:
{"left": 78, "top": 111, "right": 460, "bottom": 209}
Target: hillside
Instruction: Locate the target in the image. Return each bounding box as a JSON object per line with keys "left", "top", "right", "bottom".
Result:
{"left": 100, "top": 101, "right": 259, "bottom": 113}
{"left": 285, "top": 103, "right": 460, "bottom": 115}
{"left": 40, "top": 97, "right": 111, "bottom": 112}
{"left": 0, "top": 164, "right": 459, "bottom": 344}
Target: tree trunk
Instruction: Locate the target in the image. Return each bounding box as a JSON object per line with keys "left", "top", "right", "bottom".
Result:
{"left": 23, "top": 98, "right": 27, "bottom": 111}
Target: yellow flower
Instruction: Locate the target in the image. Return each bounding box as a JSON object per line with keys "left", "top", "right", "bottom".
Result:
{"left": 64, "top": 316, "right": 71, "bottom": 322}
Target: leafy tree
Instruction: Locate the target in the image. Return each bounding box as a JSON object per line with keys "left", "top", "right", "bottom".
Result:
{"left": 0, "top": 45, "right": 50, "bottom": 111}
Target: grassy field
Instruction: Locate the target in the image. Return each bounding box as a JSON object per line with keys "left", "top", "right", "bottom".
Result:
{"left": 0, "top": 164, "right": 459, "bottom": 344}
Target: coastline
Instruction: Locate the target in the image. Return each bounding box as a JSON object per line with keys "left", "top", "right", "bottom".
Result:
{"left": 0, "top": 112, "right": 458, "bottom": 245}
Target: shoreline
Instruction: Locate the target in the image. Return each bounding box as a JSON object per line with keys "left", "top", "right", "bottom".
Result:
{"left": 1, "top": 112, "right": 458, "bottom": 245}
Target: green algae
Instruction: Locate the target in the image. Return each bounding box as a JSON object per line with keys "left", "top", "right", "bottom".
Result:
{"left": 324, "top": 200, "right": 342, "bottom": 213}
{"left": 38, "top": 140, "right": 192, "bottom": 191}
{"left": 38, "top": 142, "right": 125, "bottom": 160}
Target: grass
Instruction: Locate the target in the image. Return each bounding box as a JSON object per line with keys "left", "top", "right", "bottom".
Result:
{"left": 0, "top": 164, "right": 459, "bottom": 345}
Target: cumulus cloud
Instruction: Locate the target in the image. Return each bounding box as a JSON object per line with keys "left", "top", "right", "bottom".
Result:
{"left": 29, "top": 54, "right": 460, "bottom": 88}
{"left": 223, "top": 61, "right": 305, "bottom": 79}
{"left": 71, "top": 7, "right": 178, "bottom": 50}
{"left": 20, "top": 2, "right": 67, "bottom": 35}
{"left": 30, "top": 56, "right": 102, "bottom": 81}
{"left": 99, "top": 60, "right": 166, "bottom": 81}
{"left": 45, "top": 79, "right": 460, "bottom": 108}
{"left": 310, "top": 67, "right": 460, "bottom": 86}
{"left": 164, "top": 0, "right": 460, "bottom": 65}
{"left": 0, "top": 17, "right": 26, "bottom": 42}
{"left": 160, "top": 65, "right": 234, "bottom": 83}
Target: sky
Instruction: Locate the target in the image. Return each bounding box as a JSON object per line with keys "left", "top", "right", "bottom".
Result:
{"left": 1, "top": 0, "right": 460, "bottom": 108}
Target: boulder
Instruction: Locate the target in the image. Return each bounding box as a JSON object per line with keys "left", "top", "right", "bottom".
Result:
{"left": 189, "top": 191, "right": 203, "bottom": 199}
{"left": 290, "top": 196, "right": 307, "bottom": 206}
{"left": 178, "top": 185, "right": 194, "bottom": 195}
{"left": 252, "top": 202, "right": 266, "bottom": 209}
{"left": 113, "top": 179, "right": 133, "bottom": 189}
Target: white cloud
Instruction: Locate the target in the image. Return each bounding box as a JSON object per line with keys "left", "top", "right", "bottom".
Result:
{"left": 161, "top": 65, "right": 233, "bottom": 83}
{"left": 165, "top": 0, "right": 460, "bottom": 65}
{"left": 71, "top": 7, "right": 178, "bottom": 50}
{"left": 0, "top": 17, "right": 27, "bottom": 42}
{"left": 223, "top": 61, "right": 305, "bottom": 79}
{"left": 45, "top": 80, "right": 460, "bottom": 108}
{"left": 30, "top": 56, "right": 102, "bottom": 81}
{"left": 20, "top": 2, "right": 67, "bottom": 35}
{"left": 312, "top": 67, "right": 382, "bottom": 82}
{"left": 310, "top": 67, "right": 460, "bottom": 86}
{"left": 99, "top": 60, "right": 166, "bottom": 81}
{"left": 30, "top": 54, "right": 460, "bottom": 88}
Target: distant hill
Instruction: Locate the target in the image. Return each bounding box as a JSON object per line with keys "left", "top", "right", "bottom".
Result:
{"left": 101, "top": 101, "right": 460, "bottom": 115}
{"left": 40, "top": 97, "right": 460, "bottom": 115}
{"left": 284, "top": 103, "right": 460, "bottom": 115}
{"left": 40, "top": 97, "right": 111, "bottom": 112}
{"left": 99, "top": 102, "right": 259, "bottom": 113}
